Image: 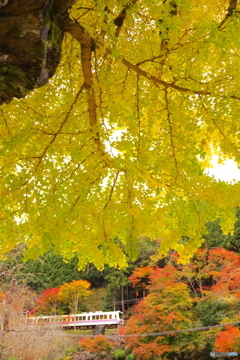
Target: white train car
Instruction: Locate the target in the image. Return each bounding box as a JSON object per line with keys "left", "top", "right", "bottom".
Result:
{"left": 26, "top": 310, "right": 124, "bottom": 329}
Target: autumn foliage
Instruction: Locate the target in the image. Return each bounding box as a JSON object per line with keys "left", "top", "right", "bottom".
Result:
{"left": 120, "top": 265, "right": 193, "bottom": 360}
{"left": 31, "top": 279, "right": 91, "bottom": 315}
{"left": 118, "top": 249, "right": 240, "bottom": 360}
{"left": 215, "top": 326, "right": 240, "bottom": 353}
{"left": 128, "top": 266, "right": 154, "bottom": 290}
{"left": 36, "top": 287, "right": 60, "bottom": 314}
{"left": 171, "top": 247, "right": 240, "bottom": 297}
{"left": 59, "top": 279, "right": 91, "bottom": 314}
{"left": 79, "top": 335, "right": 116, "bottom": 354}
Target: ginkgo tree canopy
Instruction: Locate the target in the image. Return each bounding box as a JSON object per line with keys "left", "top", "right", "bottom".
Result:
{"left": 0, "top": 0, "right": 240, "bottom": 268}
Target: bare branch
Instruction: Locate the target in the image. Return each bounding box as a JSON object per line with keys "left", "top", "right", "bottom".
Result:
{"left": 122, "top": 58, "right": 240, "bottom": 100}
{"left": 34, "top": 83, "right": 85, "bottom": 171}
{"left": 103, "top": 171, "right": 119, "bottom": 210}
{"left": 165, "top": 89, "right": 179, "bottom": 178}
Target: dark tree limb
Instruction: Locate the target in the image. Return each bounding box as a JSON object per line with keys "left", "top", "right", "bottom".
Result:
{"left": 57, "top": 13, "right": 104, "bottom": 154}
{"left": 219, "top": 0, "right": 238, "bottom": 29}
{"left": 114, "top": 0, "right": 138, "bottom": 37}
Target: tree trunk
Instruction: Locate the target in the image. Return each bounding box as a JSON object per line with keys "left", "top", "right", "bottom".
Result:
{"left": 121, "top": 286, "right": 125, "bottom": 313}
{"left": 74, "top": 300, "right": 78, "bottom": 332}
{"left": 186, "top": 276, "right": 198, "bottom": 297}
{"left": 2, "top": 278, "right": 17, "bottom": 332}
{"left": 0, "top": 0, "right": 76, "bottom": 104}
{"left": 113, "top": 289, "right": 116, "bottom": 311}
{"left": 197, "top": 277, "right": 204, "bottom": 298}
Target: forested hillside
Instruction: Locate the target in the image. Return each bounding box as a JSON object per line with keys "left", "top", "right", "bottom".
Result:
{"left": 1, "top": 215, "right": 240, "bottom": 359}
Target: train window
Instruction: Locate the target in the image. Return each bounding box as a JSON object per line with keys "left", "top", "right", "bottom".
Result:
{"left": 96, "top": 315, "right": 99, "bottom": 320}
{"left": 104, "top": 315, "right": 107, "bottom": 319}
{"left": 100, "top": 315, "right": 103, "bottom": 320}
{"left": 92, "top": 315, "right": 95, "bottom": 320}
{"left": 114, "top": 314, "right": 116, "bottom": 318}
{"left": 83, "top": 316, "right": 86, "bottom": 321}
{"left": 109, "top": 315, "right": 112, "bottom": 319}
{"left": 88, "top": 316, "right": 91, "bottom": 320}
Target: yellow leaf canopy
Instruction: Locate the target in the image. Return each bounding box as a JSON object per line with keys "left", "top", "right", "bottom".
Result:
{"left": 1, "top": 0, "right": 240, "bottom": 267}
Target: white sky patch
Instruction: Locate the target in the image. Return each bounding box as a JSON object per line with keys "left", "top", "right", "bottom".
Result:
{"left": 104, "top": 124, "right": 127, "bottom": 158}
{"left": 14, "top": 213, "right": 29, "bottom": 224}
{"left": 206, "top": 155, "right": 240, "bottom": 183}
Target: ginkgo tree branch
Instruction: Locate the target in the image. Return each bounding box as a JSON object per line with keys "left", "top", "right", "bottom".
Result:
{"left": 199, "top": 96, "right": 226, "bottom": 139}
{"left": 59, "top": 12, "right": 240, "bottom": 104}
{"left": 219, "top": 0, "right": 238, "bottom": 29}
{"left": 136, "top": 74, "right": 141, "bottom": 160}
{"left": 103, "top": 171, "right": 120, "bottom": 211}
{"left": 122, "top": 58, "right": 240, "bottom": 100}
{"left": 57, "top": 13, "right": 105, "bottom": 155}
{"left": 165, "top": 89, "right": 179, "bottom": 179}
{"left": 34, "top": 83, "right": 85, "bottom": 172}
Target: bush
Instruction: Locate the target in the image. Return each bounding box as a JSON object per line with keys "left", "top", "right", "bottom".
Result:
{"left": 113, "top": 349, "right": 126, "bottom": 359}
{"left": 1, "top": 329, "right": 77, "bottom": 360}
{"left": 126, "top": 354, "right": 136, "bottom": 360}
{"left": 79, "top": 335, "right": 115, "bottom": 354}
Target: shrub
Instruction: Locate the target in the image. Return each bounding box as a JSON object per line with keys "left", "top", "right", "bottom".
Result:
{"left": 113, "top": 349, "right": 126, "bottom": 359}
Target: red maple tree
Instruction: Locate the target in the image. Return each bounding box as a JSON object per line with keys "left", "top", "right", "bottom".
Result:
{"left": 36, "top": 287, "right": 60, "bottom": 315}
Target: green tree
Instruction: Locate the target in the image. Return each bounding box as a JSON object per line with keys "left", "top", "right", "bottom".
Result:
{"left": 202, "top": 219, "right": 226, "bottom": 250}
{"left": 222, "top": 207, "right": 240, "bottom": 253}
{"left": 0, "top": 249, "right": 106, "bottom": 292}
{"left": 202, "top": 208, "right": 240, "bottom": 253}
{"left": 1, "top": 0, "right": 240, "bottom": 267}
{"left": 104, "top": 268, "right": 131, "bottom": 312}
{"left": 195, "top": 293, "right": 240, "bottom": 327}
